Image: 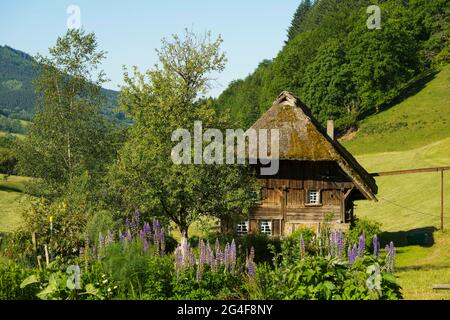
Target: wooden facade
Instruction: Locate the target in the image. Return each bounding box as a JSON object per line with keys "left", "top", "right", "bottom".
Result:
{"left": 249, "top": 160, "right": 357, "bottom": 236}
{"left": 229, "top": 91, "right": 378, "bottom": 237}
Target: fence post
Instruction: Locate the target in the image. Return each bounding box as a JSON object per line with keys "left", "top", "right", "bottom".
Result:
{"left": 441, "top": 169, "right": 444, "bottom": 232}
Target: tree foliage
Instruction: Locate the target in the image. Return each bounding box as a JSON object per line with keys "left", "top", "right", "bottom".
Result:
{"left": 16, "top": 29, "right": 115, "bottom": 198}
{"left": 109, "top": 30, "right": 258, "bottom": 236}
{"left": 216, "top": 0, "right": 449, "bottom": 132}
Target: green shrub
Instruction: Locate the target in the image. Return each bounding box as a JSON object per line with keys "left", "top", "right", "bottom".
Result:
{"left": 86, "top": 210, "right": 118, "bottom": 245}
{"left": 172, "top": 269, "right": 243, "bottom": 300}
{"left": 0, "top": 262, "right": 39, "bottom": 299}
{"left": 281, "top": 227, "right": 316, "bottom": 264}
{"left": 349, "top": 218, "right": 382, "bottom": 250}
{"left": 142, "top": 255, "right": 175, "bottom": 299}
{"left": 206, "top": 233, "right": 281, "bottom": 264}
{"left": 248, "top": 255, "right": 402, "bottom": 300}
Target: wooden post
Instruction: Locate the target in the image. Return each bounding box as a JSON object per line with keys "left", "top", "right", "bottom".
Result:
{"left": 44, "top": 245, "right": 50, "bottom": 266}
{"left": 31, "top": 232, "right": 37, "bottom": 252}
{"left": 441, "top": 169, "right": 444, "bottom": 232}
{"left": 36, "top": 255, "right": 42, "bottom": 270}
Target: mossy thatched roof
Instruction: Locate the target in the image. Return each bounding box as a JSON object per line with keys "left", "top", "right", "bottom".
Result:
{"left": 247, "top": 91, "right": 378, "bottom": 201}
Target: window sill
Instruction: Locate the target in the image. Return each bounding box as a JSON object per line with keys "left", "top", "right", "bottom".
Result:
{"left": 305, "top": 203, "right": 323, "bottom": 207}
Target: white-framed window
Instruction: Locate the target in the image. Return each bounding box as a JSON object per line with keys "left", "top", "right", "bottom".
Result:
{"left": 260, "top": 220, "right": 272, "bottom": 236}
{"left": 236, "top": 221, "right": 249, "bottom": 236}
{"left": 307, "top": 190, "right": 320, "bottom": 205}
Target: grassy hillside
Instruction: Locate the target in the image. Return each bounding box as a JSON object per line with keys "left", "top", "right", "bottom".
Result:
{"left": 0, "top": 174, "right": 29, "bottom": 233}
{"left": 351, "top": 141, "right": 450, "bottom": 300}
{"left": 340, "top": 65, "right": 450, "bottom": 299}
{"left": 0, "top": 45, "right": 127, "bottom": 126}
{"left": 342, "top": 65, "right": 450, "bottom": 154}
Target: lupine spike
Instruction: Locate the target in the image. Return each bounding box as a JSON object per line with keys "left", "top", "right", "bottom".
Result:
{"left": 358, "top": 233, "right": 365, "bottom": 257}
{"left": 373, "top": 235, "right": 380, "bottom": 258}
{"left": 299, "top": 234, "right": 305, "bottom": 260}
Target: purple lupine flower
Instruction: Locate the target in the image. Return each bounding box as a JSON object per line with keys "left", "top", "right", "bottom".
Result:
{"left": 373, "top": 235, "right": 380, "bottom": 258}
{"left": 224, "top": 243, "right": 230, "bottom": 271}
{"left": 299, "top": 234, "right": 305, "bottom": 260}
{"left": 126, "top": 229, "right": 132, "bottom": 242}
{"left": 134, "top": 210, "right": 141, "bottom": 226}
{"left": 358, "top": 234, "right": 365, "bottom": 257}
{"left": 348, "top": 244, "right": 358, "bottom": 265}
{"left": 143, "top": 239, "right": 149, "bottom": 252}
{"left": 175, "top": 246, "right": 183, "bottom": 274}
{"left": 99, "top": 232, "right": 105, "bottom": 249}
{"left": 143, "top": 222, "right": 151, "bottom": 238}
{"left": 131, "top": 218, "right": 137, "bottom": 236}
{"left": 160, "top": 227, "right": 166, "bottom": 255}
{"left": 386, "top": 241, "right": 396, "bottom": 272}
{"left": 125, "top": 217, "right": 130, "bottom": 231}
{"left": 330, "top": 231, "right": 337, "bottom": 257}
{"left": 230, "top": 240, "right": 237, "bottom": 272}
{"left": 197, "top": 239, "right": 206, "bottom": 282}
{"left": 337, "top": 232, "right": 344, "bottom": 260}
{"left": 247, "top": 247, "right": 256, "bottom": 278}
{"left": 215, "top": 239, "right": 220, "bottom": 255}
{"left": 153, "top": 219, "right": 160, "bottom": 238}
{"left": 206, "top": 242, "right": 214, "bottom": 266}
{"left": 106, "top": 230, "right": 114, "bottom": 245}
{"left": 139, "top": 229, "right": 145, "bottom": 241}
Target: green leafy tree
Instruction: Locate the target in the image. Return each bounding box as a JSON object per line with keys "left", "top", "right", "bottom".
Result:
{"left": 301, "top": 39, "right": 358, "bottom": 130}
{"left": 109, "top": 30, "right": 257, "bottom": 238}
{"left": 16, "top": 29, "right": 114, "bottom": 198}
{"left": 346, "top": 2, "right": 420, "bottom": 114}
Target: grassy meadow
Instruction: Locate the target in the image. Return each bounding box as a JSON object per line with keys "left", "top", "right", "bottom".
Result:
{"left": 0, "top": 174, "right": 29, "bottom": 233}
{"left": 343, "top": 65, "right": 450, "bottom": 155}
{"left": 341, "top": 65, "right": 450, "bottom": 299}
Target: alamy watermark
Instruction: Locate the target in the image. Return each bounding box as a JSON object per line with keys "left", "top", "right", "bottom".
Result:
{"left": 367, "top": 5, "right": 381, "bottom": 30}
{"left": 66, "top": 4, "right": 81, "bottom": 30}
{"left": 171, "top": 121, "right": 280, "bottom": 176}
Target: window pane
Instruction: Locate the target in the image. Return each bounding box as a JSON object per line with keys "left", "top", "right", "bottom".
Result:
{"left": 308, "top": 190, "right": 319, "bottom": 204}
{"left": 260, "top": 220, "right": 272, "bottom": 235}
{"left": 236, "top": 221, "right": 249, "bottom": 235}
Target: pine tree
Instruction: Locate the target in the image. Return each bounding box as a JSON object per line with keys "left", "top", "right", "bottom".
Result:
{"left": 286, "top": 0, "right": 312, "bottom": 42}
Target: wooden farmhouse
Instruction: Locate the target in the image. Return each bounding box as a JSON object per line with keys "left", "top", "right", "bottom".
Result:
{"left": 231, "top": 91, "right": 378, "bottom": 237}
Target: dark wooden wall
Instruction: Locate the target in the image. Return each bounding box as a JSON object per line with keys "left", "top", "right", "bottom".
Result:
{"left": 249, "top": 160, "right": 357, "bottom": 237}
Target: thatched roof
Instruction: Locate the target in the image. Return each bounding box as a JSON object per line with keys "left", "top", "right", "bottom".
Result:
{"left": 247, "top": 91, "right": 378, "bottom": 201}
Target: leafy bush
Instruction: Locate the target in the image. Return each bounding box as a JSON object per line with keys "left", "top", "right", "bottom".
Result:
{"left": 0, "top": 262, "right": 39, "bottom": 299}
{"left": 142, "top": 255, "right": 175, "bottom": 299}
{"left": 172, "top": 270, "right": 243, "bottom": 300}
{"left": 280, "top": 227, "right": 316, "bottom": 264}
{"left": 349, "top": 218, "right": 382, "bottom": 251}
{"left": 206, "top": 233, "right": 281, "bottom": 264}
{"left": 247, "top": 253, "right": 401, "bottom": 300}
{"left": 21, "top": 198, "right": 88, "bottom": 262}
{"left": 86, "top": 210, "right": 118, "bottom": 245}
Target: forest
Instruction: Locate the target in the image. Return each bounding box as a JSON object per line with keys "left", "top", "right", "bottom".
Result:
{"left": 214, "top": 0, "right": 449, "bottom": 132}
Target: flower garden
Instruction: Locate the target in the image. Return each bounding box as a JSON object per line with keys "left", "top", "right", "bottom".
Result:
{"left": 0, "top": 211, "right": 402, "bottom": 300}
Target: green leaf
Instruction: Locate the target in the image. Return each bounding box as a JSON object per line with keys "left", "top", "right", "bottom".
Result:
{"left": 20, "top": 274, "right": 39, "bottom": 289}
{"left": 83, "top": 284, "right": 104, "bottom": 300}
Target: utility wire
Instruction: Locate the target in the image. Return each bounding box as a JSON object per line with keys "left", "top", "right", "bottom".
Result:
{"left": 378, "top": 196, "right": 440, "bottom": 219}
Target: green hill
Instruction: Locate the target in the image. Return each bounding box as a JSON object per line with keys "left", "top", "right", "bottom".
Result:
{"left": 0, "top": 45, "right": 127, "bottom": 129}
{"left": 342, "top": 65, "right": 450, "bottom": 155}
{"left": 337, "top": 65, "right": 450, "bottom": 299}
{"left": 215, "top": 0, "right": 449, "bottom": 131}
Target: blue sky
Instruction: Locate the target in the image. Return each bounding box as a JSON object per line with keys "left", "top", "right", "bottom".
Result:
{"left": 0, "top": 0, "right": 299, "bottom": 96}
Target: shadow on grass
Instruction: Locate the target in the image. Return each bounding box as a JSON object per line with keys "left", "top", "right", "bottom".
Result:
{"left": 380, "top": 226, "right": 437, "bottom": 248}
{"left": 0, "top": 184, "right": 23, "bottom": 193}
{"left": 396, "top": 263, "right": 450, "bottom": 272}
{"left": 358, "top": 70, "right": 438, "bottom": 120}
